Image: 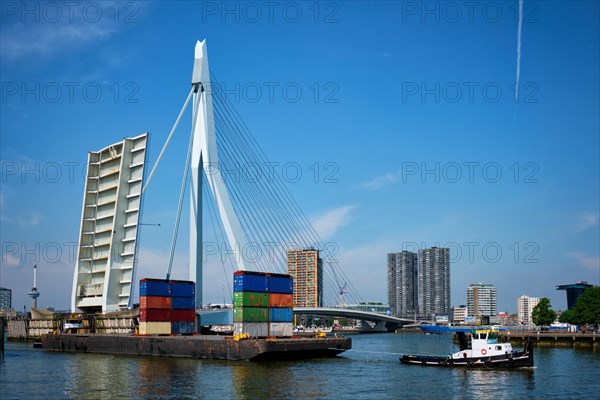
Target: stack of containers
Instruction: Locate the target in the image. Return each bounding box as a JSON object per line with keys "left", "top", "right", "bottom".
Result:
{"left": 268, "top": 273, "right": 294, "bottom": 337}
{"left": 232, "top": 271, "right": 294, "bottom": 337}
{"left": 170, "top": 280, "right": 196, "bottom": 335}
{"left": 138, "top": 278, "right": 196, "bottom": 335}
{"left": 139, "top": 278, "right": 172, "bottom": 335}
{"left": 233, "top": 271, "right": 269, "bottom": 337}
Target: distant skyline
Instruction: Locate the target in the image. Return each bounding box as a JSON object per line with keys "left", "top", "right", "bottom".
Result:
{"left": 1, "top": 2, "right": 599, "bottom": 313}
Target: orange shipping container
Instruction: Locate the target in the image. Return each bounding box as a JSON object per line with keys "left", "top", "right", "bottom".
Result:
{"left": 139, "top": 296, "right": 172, "bottom": 309}
{"left": 269, "top": 293, "right": 293, "bottom": 308}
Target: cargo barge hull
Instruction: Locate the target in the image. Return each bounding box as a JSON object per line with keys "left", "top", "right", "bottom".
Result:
{"left": 42, "top": 334, "right": 351, "bottom": 361}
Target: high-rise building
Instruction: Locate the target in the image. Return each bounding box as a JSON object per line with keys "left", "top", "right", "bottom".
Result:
{"left": 517, "top": 295, "right": 540, "bottom": 325}
{"left": 287, "top": 248, "right": 323, "bottom": 307}
{"left": 0, "top": 287, "right": 12, "bottom": 310}
{"left": 418, "top": 247, "right": 451, "bottom": 318}
{"left": 387, "top": 251, "right": 418, "bottom": 318}
{"left": 467, "top": 283, "right": 497, "bottom": 318}
{"left": 556, "top": 281, "right": 593, "bottom": 309}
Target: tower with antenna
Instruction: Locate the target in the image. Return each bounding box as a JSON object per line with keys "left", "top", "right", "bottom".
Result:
{"left": 28, "top": 264, "right": 40, "bottom": 309}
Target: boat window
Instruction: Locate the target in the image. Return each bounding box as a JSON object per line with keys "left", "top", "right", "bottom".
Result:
{"left": 489, "top": 332, "right": 498, "bottom": 340}
{"left": 496, "top": 346, "right": 502, "bottom": 351}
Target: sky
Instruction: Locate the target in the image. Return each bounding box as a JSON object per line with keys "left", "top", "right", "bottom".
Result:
{"left": 1, "top": 1, "right": 599, "bottom": 314}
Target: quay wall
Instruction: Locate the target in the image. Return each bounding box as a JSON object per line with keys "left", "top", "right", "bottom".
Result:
{"left": 500, "top": 331, "right": 599, "bottom": 348}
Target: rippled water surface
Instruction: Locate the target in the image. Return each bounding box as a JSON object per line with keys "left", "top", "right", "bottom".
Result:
{"left": 1, "top": 333, "right": 598, "bottom": 399}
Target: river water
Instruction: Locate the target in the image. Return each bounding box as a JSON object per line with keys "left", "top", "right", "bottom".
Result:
{"left": 1, "top": 333, "right": 598, "bottom": 399}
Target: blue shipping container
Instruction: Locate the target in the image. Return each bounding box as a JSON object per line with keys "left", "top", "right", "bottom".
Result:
{"left": 268, "top": 276, "right": 293, "bottom": 294}
{"left": 172, "top": 297, "right": 196, "bottom": 310}
{"left": 233, "top": 274, "right": 268, "bottom": 292}
{"left": 172, "top": 321, "right": 195, "bottom": 334}
{"left": 140, "top": 280, "right": 170, "bottom": 297}
{"left": 269, "top": 307, "right": 293, "bottom": 322}
{"left": 171, "top": 281, "right": 195, "bottom": 297}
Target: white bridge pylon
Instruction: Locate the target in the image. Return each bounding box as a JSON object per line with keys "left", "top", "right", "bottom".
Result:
{"left": 190, "top": 40, "right": 249, "bottom": 307}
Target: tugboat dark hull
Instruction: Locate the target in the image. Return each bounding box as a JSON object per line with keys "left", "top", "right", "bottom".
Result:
{"left": 400, "top": 341, "right": 533, "bottom": 369}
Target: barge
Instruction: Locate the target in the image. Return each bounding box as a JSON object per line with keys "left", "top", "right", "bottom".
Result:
{"left": 42, "top": 333, "right": 351, "bottom": 361}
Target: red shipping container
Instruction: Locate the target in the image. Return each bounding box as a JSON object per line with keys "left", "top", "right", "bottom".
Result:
{"left": 172, "top": 309, "right": 196, "bottom": 322}
{"left": 139, "top": 296, "right": 171, "bottom": 309}
{"left": 269, "top": 293, "right": 294, "bottom": 308}
{"left": 139, "top": 309, "right": 171, "bottom": 322}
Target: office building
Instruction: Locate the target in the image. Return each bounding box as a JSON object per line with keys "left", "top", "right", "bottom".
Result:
{"left": 556, "top": 281, "right": 593, "bottom": 309}
{"left": 418, "top": 247, "right": 451, "bottom": 318}
{"left": 517, "top": 295, "right": 540, "bottom": 325}
{"left": 0, "top": 287, "right": 11, "bottom": 310}
{"left": 467, "top": 283, "right": 497, "bottom": 318}
{"left": 287, "top": 248, "right": 323, "bottom": 307}
{"left": 451, "top": 305, "right": 468, "bottom": 323}
{"left": 387, "top": 251, "right": 418, "bottom": 318}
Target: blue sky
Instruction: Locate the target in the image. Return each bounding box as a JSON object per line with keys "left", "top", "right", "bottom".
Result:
{"left": 1, "top": 1, "right": 598, "bottom": 313}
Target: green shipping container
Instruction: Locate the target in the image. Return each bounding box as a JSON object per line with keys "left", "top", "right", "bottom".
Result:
{"left": 233, "top": 291, "right": 269, "bottom": 307}
{"left": 233, "top": 307, "right": 269, "bottom": 322}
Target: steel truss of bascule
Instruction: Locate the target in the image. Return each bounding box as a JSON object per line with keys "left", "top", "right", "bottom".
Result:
{"left": 71, "top": 39, "right": 364, "bottom": 313}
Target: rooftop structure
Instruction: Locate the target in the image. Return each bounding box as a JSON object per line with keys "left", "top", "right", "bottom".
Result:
{"left": 556, "top": 281, "right": 593, "bottom": 309}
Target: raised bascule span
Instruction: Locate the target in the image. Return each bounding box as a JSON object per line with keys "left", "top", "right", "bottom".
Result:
{"left": 71, "top": 134, "right": 148, "bottom": 313}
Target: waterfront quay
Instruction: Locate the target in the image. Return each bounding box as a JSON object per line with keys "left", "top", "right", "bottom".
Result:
{"left": 500, "top": 330, "right": 599, "bottom": 348}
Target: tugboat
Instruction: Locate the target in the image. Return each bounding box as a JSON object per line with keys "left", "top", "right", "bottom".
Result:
{"left": 400, "top": 329, "right": 534, "bottom": 368}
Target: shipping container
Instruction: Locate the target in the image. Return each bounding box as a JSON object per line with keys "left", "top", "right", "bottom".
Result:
{"left": 269, "top": 322, "right": 294, "bottom": 337}
{"left": 233, "top": 291, "right": 269, "bottom": 307}
{"left": 233, "top": 272, "right": 268, "bottom": 292}
{"left": 171, "top": 321, "right": 195, "bottom": 334}
{"left": 268, "top": 274, "right": 293, "bottom": 294}
{"left": 233, "top": 322, "right": 269, "bottom": 337}
{"left": 139, "top": 296, "right": 171, "bottom": 309}
{"left": 139, "top": 309, "right": 171, "bottom": 322}
{"left": 233, "top": 307, "right": 269, "bottom": 322}
{"left": 139, "top": 321, "right": 171, "bottom": 335}
{"left": 268, "top": 293, "right": 294, "bottom": 308}
{"left": 170, "top": 280, "right": 195, "bottom": 297}
{"left": 172, "top": 309, "right": 196, "bottom": 322}
{"left": 269, "top": 307, "right": 293, "bottom": 322}
{"left": 140, "top": 279, "right": 170, "bottom": 297}
{"left": 172, "top": 297, "right": 196, "bottom": 310}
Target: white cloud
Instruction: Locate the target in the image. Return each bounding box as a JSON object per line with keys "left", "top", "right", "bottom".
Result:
{"left": 1, "top": 253, "right": 21, "bottom": 267}
{"left": 310, "top": 204, "right": 358, "bottom": 240}
{"left": 356, "top": 172, "right": 399, "bottom": 190}
{"left": 568, "top": 252, "right": 600, "bottom": 272}
{"left": 1, "top": 19, "right": 115, "bottom": 62}
{"left": 573, "top": 212, "right": 599, "bottom": 233}
{"left": 15, "top": 212, "right": 42, "bottom": 228}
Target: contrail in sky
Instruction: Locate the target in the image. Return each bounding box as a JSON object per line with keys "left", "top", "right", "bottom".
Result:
{"left": 515, "top": 0, "right": 523, "bottom": 102}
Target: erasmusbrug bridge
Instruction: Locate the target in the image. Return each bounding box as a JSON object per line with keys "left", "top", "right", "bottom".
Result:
{"left": 71, "top": 40, "right": 416, "bottom": 332}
